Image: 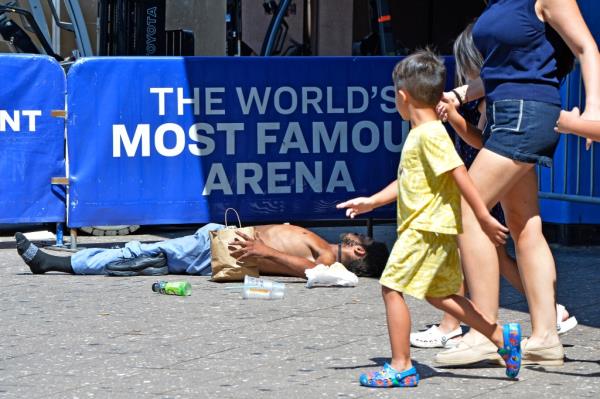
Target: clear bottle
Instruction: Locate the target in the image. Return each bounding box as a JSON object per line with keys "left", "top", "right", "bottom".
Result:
{"left": 242, "top": 286, "right": 284, "bottom": 300}
{"left": 152, "top": 281, "right": 192, "bottom": 296}
{"left": 244, "top": 275, "right": 286, "bottom": 291}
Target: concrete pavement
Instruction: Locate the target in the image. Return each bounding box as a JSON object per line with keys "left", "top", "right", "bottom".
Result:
{"left": 0, "top": 226, "right": 598, "bottom": 398}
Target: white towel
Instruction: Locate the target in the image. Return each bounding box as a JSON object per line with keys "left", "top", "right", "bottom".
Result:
{"left": 305, "top": 262, "right": 358, "bottom": 288}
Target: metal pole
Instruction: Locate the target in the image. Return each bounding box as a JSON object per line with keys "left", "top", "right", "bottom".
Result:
{"left": 373, "top": 0, "right": 395, "bottom": 55}
{"left": 69, "top": 228, "right": 78, "bottom": 249}
{"left": 56, "top": 222, "right": 64, "bottom": 246}
{"left": 26, "top": 0, "right": 52, "bottom": 45}
{"left": 538, "top": 192, "right": 600, "bottom": 204}
{"left": 62, "top": 0, "right": 93, "bottom": 56}
{"left": 51, "top": 0, "right": 61, "bottom": 53}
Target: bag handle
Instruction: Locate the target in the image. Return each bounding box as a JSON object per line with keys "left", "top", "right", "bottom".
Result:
{"left": 224, "top": 208, "right": 242, "bottom": 228}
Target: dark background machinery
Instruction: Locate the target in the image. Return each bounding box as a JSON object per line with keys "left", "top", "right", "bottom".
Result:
{"left": 1, "top": 0, "right": 487, "bottom": 59}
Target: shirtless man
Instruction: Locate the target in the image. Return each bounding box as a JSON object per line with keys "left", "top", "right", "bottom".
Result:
{"left": 15, "top": 223, "right": 389, "bottom": 278}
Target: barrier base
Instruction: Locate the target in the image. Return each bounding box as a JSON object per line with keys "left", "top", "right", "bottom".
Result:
{"left": 543, "top": 222, "right": 600, "bottom": 246}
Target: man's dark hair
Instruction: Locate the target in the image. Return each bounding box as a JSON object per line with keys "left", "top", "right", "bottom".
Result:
{"left": 345, "top": 234, "right": 389, "bottom": 278}
{"left": 392, "top": 48, "right": 446, "bottom": 107}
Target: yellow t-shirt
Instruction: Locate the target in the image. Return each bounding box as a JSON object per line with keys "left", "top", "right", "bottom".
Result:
{"left": 397, "top": 120, "right": 464, "bottom": 234}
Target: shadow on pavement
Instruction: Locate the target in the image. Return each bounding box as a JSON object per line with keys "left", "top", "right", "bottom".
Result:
{"left": 330, "top": 357, "right": 508, "bottom": 381}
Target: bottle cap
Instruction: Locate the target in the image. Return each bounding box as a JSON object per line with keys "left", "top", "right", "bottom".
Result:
{"left": 151, "top": 282, "right": 160, "bottom": 292}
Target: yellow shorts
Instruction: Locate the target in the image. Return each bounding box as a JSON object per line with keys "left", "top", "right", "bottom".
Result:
{"left": 379, "top": 228, "right": 462, "bottom": 299}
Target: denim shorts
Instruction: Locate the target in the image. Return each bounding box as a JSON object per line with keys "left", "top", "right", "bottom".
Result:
{"left": 482, "top": 99, "right": 561, "bottom": 167}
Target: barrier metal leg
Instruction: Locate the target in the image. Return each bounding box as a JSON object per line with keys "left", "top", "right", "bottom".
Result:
{"left": 69, "top": 228, "right": 78, "bottom": 249}
{"left": 367, "top": 217, "right": 374, "bottom": 238}
{"left": 55, "top": 222, "right": 64, "bottom": 246}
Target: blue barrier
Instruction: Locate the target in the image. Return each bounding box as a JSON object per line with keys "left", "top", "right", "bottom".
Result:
{"left": 2, "top": 53, "right": 597, "bottom": 228}
{"left": 578, "top": 0, "right": 600, "bottom": 43}
{"left": 66, "top": 57, "right": 422, "bottom": 226}
{"left": 0, "top": 55, "right": 66, "bottom": 223}
{"left": 538, "top": 63, "right": 600, "bottom": 224}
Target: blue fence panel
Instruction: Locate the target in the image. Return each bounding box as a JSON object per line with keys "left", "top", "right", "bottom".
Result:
{"left": 67, "top": 56, "right": 424, "bottom": 226}
{"left": 578, "top": 0, "right": 600, "bottom": 43}
{"left": 0, "top": 55, "right": 66, "bottom": 223}
{"left": 539, "top": 61, "right": 600, "bottom": 224}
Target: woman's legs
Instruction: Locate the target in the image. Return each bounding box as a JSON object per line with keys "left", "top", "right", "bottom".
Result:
{"left": 426, "top": 294, "right": 503, "bottom": 348}
{"left": 415, "top": 247, "right": 520, "bottom": 341}
{"left": 455, "top": 149, "right": 531, "bottom": 345}
{"left": 427, "top": 293, "right": 523, "bottom": 378}
{"left": 497, "top": 246, "right": 525, "bottom": 292}
{"left": 420, "top": 241, "right": 569, "bottom": 344}
{"left": 501, "top": 168, "right": 560, "bottom": 347}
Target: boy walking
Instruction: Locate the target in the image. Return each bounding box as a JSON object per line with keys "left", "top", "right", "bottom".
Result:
{"left": 337, "top": 50, "right": 522, "bottom": 387}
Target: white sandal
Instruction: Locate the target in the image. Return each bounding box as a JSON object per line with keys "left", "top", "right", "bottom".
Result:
{"left": 556, "top": 304, "right": 578, "bottom": 335}
{"left": 410, "top": 325, "right": 462, "bottom": 348}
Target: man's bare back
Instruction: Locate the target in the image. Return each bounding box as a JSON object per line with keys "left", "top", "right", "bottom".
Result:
{"left": 231, "top": 225, "right": 337, "bottom": 277}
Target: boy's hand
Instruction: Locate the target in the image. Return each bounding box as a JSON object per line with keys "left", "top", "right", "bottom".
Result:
{"left": 336, "top": 197, "right": 375, "bottom": 219}
{"left": 477, "top": 213, "right": 509, "bottom": 246}
{"left": 554, "top": 107, "right": 580, "bottom": 134}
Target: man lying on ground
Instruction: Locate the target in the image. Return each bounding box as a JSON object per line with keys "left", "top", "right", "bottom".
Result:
{"left": 15, "top": 223, "right": 389, "bottom": 278}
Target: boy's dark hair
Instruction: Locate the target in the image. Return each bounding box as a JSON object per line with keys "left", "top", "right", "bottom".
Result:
{"left": 345, "top": 234, "right": 390, "bottom": 278}
{"left": 392, "top": 49, "right": 446, "bottom": 107}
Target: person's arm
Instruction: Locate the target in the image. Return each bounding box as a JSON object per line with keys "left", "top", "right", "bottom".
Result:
{"left": 540, "top": 0, "right": 600, "bottom": 117}
{"left": 438, "top": 99, "right": 484, "bottom": 149}
{"left": 336, "top": 179, "right": 398, "bottom": 219}
{"left": 443, "top": 78, "right": 485, "bottom": 108}
{"left": 555, "top": 107, "right": 600, "bottom": 141}
{"left": 451, "top": 165, "right": 509, "bottom": 246}
{"left": 228, "top": 231, "right": 335, "bottom": 277}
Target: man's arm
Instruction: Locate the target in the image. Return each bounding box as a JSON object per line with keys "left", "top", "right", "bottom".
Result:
{"left": 451, "top": 165, "right": 508, "bottom": 246}
{"left": 228, "top": 231, "right": 335, "bottom": 278}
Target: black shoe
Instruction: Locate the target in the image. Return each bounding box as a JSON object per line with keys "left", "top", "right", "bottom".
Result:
{"left": 105, "top": 253, "right": 168, "bottom": 277}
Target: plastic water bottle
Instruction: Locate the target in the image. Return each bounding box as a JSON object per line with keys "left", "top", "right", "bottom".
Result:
{"left": 152, "top": 281, "right": 192, "bottom": 296}
{"left": 242, "top": 286, "right": 284, "bottom": 300}
{"left": 244, "top": 275, "right": 286, "bottom": 291}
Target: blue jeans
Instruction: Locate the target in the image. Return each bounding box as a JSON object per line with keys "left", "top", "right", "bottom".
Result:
{"left": 71, "top": 223, "right": 225, "bottom": 275}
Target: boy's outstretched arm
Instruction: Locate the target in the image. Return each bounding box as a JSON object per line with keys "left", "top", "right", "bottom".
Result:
{"left": 555, "top": 107, "right": 600, "bottom": 141}
{"left": 451, "top": 165, "right": 509, "bottom": 246}
{"left": 337, "top": 179, "right": 398, "bottom": 219}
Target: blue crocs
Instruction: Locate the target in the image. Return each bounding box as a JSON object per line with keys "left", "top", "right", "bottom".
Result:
{"left": 359, "top": 363, "right": 419, "bottom": 388}
{"left": 498, "top": 323, "right": 521, "bottom": 379}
